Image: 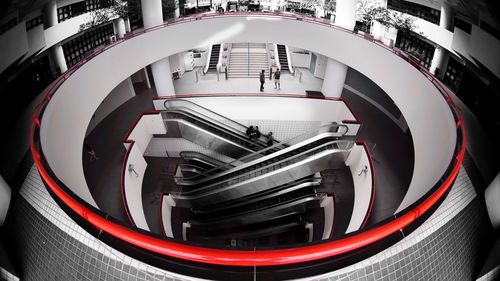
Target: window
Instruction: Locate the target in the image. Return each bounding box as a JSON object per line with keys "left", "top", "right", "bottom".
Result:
{"left": 0, "top": 18, "right": 17, "bottom": 36}
{"left": 395, "top": 31, "right": 435, "bottom": 69}
{"left": 387, "top": 0, "right": 441, "bottom": 25}
{"left": 443, "top": 56, "right": 464, "bottom": 92}
{"left": 480, "top": 20, "right": 500, "bottom": 41}
{"left": 57, "top": 0, "right": 104, "bottom": 22}
{"left": 454, "top": 16, "right": 472, "bottom": 33}
{"left": 62, "top": 23, "right": 114, "bottom": 67}
{"left": 26, "top": 15, "right": 44, "bottom": 30}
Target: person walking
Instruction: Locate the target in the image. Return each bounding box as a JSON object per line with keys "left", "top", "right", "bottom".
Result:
{"left": 83, "top": 140, "right": 98, "bottom": 162}
{"left": 274, "top": 68, "right": 281, "bottom": 89}
{"left": 259, "top": 70, "right": 265, "bottom": 92}
{"left": 265, "top": 132, "right": 275, "bottom": 147}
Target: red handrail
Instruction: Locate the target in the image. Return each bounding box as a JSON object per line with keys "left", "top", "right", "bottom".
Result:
{"left": 30, "top": 12, "right": 465, "bottom": 267}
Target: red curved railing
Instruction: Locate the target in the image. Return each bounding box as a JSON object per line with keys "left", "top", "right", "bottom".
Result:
{"left": 30, "top": 12, "right": 465, "bottom": 267}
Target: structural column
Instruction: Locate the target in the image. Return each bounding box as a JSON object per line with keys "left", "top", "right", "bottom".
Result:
{"left": 430, "top": 46, "right": 446, "bottom": 76}
{"left": 51, "top": 43, "right": 68, "bottom": 73}
{"left": 321, "top": 0, "right": 357, "bottom": 97}
{"left": 439, "top": 3, "right": 453, "bottom": 31}
{"left": 113, "top": 18, "right": 126, "bottom": 39}
{"left": 141, "top": 0, "right": 176, "bottom": 96}
{"left": 45, "top": 0, "right": 68, "bottom": 74}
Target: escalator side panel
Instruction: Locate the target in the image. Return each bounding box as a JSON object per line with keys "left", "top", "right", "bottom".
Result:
{"left": 176, "top": 149, "right": 349, "bottom": 208}
{"left": 172, "top": 119, "right": 255, "bottom": 159}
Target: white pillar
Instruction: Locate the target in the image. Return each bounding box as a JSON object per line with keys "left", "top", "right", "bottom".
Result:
{"left": 151, "top": 57, "right": 175, "bottom": 96}
{"left": 439, "top": 3, "right": 452, "bottom": 31}
{"left": 44, "top": 0, "right": 58, "bottom": 27}
{"left": 113, "top": 18, "right": 126, "bottom": 39}
{"left": 430, "top": 46, "right": 444, "bottom": 75}
{"left": 141, "top": 0, "right": 175, "bottom": 96}
{"left": 0, "top": 175, "right": 12, "bottom": 226}
{"left": 125, "top": 18, "right": 131, "bottom": 33}
{"left": 321, "top": 58, "right": 348, "bottom": 98}
{"left": 51, "top": 44, "right": 68, "bottom": 73}
{"left": 485, "top": 172, "right": 500, "bottom": 229}
{"left": 335, "top": 0, "right": 358, "bottom": 31}
{"left": 141, "top": 0, "right": 163, "bottom": 29}
{"left": 323, "top": 0, "right": 356, "bottom": 97}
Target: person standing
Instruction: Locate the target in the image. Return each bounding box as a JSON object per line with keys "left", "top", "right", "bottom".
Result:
{"left": 246, "top": 125, "right": 255, "bottom": 140}
{"left": 274, "top": 68, "right": 281, "bottom": 89}
{"left": 265, "top": 132, "right": 275, "bottom": 147}
{"left": 254, "top": 126, "right": 261, "bottom": 142}
{"left": 259, "top": 70, "right": 265, "bottom": 92}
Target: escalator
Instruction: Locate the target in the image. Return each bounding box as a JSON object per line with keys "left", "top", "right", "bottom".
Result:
{"left": 180, "top": 151, "right": 234, "bottom": 171}
{"left": 208, "top": 44, "right": 221, "bottom": 72}
{"left": 192, "top": 177, "right": 322, "bottom": 217}
{"left": 176, "top": 151, "right": 236, "bottom": 178}
{"left": 187, "top": 215, "right": 308, "bottom": 246}
{"left": 277, "top": 44, "right": 289, "bottom": 72}
{"left": 163, "top": 110, "right": 273, "bottom": 159}
{"left": 189, "top": 185, "right": 324, "bottom": 229}
{"left": 172, "top": 133, "right": 353, "bottom": 209}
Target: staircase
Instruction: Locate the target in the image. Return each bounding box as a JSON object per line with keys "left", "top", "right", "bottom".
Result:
{"left": 277, "top": 44, "right": 289, "bottom": 72}
{"left": 208, "top": 44, "right": 221, "bottom": 72}
{"left": 228, "top": 43, "right": 269, "bottom": 78}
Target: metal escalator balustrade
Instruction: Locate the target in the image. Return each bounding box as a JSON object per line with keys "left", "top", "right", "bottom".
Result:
{"left": 192, "top": 177, "right": 322, "bottom": 214}
{"left": 174, "top": 132, "right": 350, "bottom": 190}
{"left": 174, "top": 122, "right": 351, "bottom": 185}
{"left": 189, "top": 192, "right": 325, "bottom": 229}
{"left": 172, "top": 138, "right": 353, "bottom": 208}
{"left": 193, "top": 184, "right": 319, "bottom": 220}
{"left": 163, "top": 110, "right": 264, "bottom": 155}
{"left": 179, "top": 151, "right": 235, "bottom": 171}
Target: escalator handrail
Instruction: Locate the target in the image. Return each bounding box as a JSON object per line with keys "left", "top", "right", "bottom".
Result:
{"left": 179, "top": 151, "right": 232, "bottom": 169}
{"left": 191, "top": 193, "right": 326, "bottom": 226}
{"left": 163, "top": 109, "right": 263, "bottom": 149}
{"left": 164, "top": 98, "right": 249, "bottom": 135}
{"left": 173, "top": 139, "right": 353, "bottom": 198}
{"left": 165, "top": 105, "right": 272, "bottom": 147}
{"left": 175, "top": 123, "right": 349, "bottom": 183}
{"left": 192, "top": 178, "right": 322, "bottom": 214}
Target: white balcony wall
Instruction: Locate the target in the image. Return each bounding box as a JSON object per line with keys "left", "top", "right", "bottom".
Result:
{"left": 39, "top": 16, "right": 456, "bottom": 214}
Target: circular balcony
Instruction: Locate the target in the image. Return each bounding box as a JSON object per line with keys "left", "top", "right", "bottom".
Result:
{"left": 30, "top": 12, "right": 465, "bottom": 280}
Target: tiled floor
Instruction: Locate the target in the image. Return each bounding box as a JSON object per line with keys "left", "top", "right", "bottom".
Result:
{"left": 173, "top": 67, "right": 323, "bottom": 95}
{"left": 3, "top": 154, "right": 495, "bottom": 280}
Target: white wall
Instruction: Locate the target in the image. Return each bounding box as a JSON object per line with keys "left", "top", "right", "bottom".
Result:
{"left": 485, "top": 172, "right": 500, "bottom": 229}
{"left": 0, "top": 23, "right": 29, "bottom": 74}
{"left": 0, "top": 175, "right": 11, "bottom": 226}
{"left": 345, "top": 144, "right": 373, "bottom": 233}
{"left": 128, "top": 114, "right": 166, "bottom": 152}
{"left": 451, "top": 28, "right": 476, "bottom": 63}
{"left": 161, "top": 195, "right": 176, "bottom": 238}
{"left": 39, "top": 15, "right": 457, "bottom": 215}
{"left": 86, "top": 77, "right": 136, "bottom": 134}
{"left": 155, "top": 96, "right": 355, "bottom": 122}
{"left": 320, "top": 196, "right": 334, "bottom": 240}
{"left": 469, "top": 25, "right": 500, "bottom": 79}
{"left": 22, "top": 25, "right": 47, "bottom": 61}
{"left": 124, "top": 143, "right": 150, "bottom": 231}
{"left": 290, "top": 51, "right": 311, "bottom": 68}
{"left": 313, "top": 53, "right": 327, "bottom": 79}
{"left": 169, "top": 52, "right": 186, "bottom": 76}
